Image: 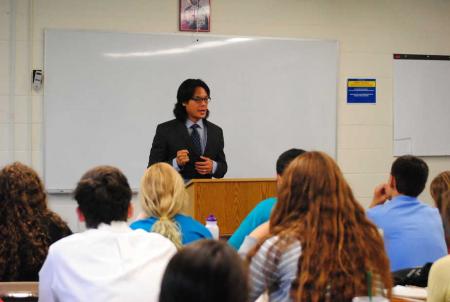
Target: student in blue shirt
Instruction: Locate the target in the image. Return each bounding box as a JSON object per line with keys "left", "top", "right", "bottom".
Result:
{"left": 228, "top": 148, "right": 305, "bottom": 249}
{"left": 131, "top": 163, "right": 211, "bottom": 248}
{"left": 367, "top": 155, "right": 447, "bottom": 271}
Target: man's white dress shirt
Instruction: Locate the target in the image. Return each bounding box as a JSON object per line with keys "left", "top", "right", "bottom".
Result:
{"left": 39, "top": 221, "right": 176, "bottom": 302}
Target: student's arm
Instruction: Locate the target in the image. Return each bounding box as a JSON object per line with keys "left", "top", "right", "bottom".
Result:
{"left": 237, "top": 222, "right": 270, "bottom": 256}
{"left": 247, "top": 238, "right": 275, "bottom": 301}
{"left": 229, "top": 214, "right": 265, "bottom": 250}
{"left": 229, "top": 199, "right": 275, "bottom": 249}
{"left": 369, "top": 183, "right": 390, "bottom": 208}
{"left": 247, "top": 236, "right": 301, "bottom": 302}
{"left": 211, "top": 127, "right": 227, "bottom": 178}
{"left": 241, "top": 224, "right": 278, "bottom": 301}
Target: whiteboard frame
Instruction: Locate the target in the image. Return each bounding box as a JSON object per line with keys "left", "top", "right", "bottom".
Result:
{"left": 43, "top": 29, "right": 339, "bottom": 191}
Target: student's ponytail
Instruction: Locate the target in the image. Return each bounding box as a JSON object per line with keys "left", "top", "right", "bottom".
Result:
{"left": 151, "top": 215, "right": 182, "bottom": 249}
{"left": 140, "top": 163, "right": 187, "bottom": 249}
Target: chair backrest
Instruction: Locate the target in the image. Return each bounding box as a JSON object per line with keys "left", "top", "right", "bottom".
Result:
{"left": 0, "top": 282, "right": 38, "bottom": 302}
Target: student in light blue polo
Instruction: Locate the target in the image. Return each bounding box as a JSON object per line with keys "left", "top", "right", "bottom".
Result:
{"left": 228, "top": 148, "right": 305, "bottom": 250}
{"left": 367, "top": 155, "right": 447, "bottom": 271}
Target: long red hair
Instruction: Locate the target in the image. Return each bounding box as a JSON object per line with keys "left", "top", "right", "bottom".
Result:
{"left": 251, "top": 151, "right": 392, "bottom": 301}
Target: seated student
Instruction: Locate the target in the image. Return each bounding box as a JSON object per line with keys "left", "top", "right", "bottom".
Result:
{"left": 427, "top": 191, "right": 450, "bottom": 302}
{"left": 228, "top": 148, "right": 305, "bottom": 249}
{"left": 39, "top": 166, "right": 176, "bottom": 302}
{"left": 241, "top": 151, "right": 392, "bottom": 302}
{"left": 131, "top": 163, "right": 211, "bottom": 247}
{"left": 368, "top": 156, "right": 447, "bottom": 271}
{"left": 0, "top": 162, "right": 71, "bottom": 281}
{"left": 159, "top": 240, "right": 248, "bottom": 302}
{"left": 430, "top": 170, "right": 450, "bottom": 252}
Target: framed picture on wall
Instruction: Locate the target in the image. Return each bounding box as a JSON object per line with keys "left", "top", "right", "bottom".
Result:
{"left": 179, "top": 0, "right": 210, "bottom": 32}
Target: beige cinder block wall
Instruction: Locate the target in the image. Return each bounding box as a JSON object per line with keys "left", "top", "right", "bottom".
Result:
{"left": 1, "top": 0, "right": 450, "bottom": 231}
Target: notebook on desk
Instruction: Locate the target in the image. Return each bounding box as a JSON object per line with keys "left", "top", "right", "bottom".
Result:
{"left": 392, "top": 285, "right": 427, "bottom": 301}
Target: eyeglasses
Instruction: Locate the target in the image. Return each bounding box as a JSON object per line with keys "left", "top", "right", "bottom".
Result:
{"left": 191, "top": 96, "right": 211, "bottom": 103}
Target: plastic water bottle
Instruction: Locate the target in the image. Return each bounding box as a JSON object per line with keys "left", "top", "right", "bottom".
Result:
{"left": 205, "top": 214, "right": 219, "bottom": 239}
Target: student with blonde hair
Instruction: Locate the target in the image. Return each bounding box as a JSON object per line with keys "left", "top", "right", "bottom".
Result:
{"left": 131, "top": 163, "right": 211, "bottom": 248}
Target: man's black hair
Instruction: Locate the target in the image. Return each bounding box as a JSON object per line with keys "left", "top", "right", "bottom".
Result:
{"left": 391, "top": 155, "right": 429, "bottom": 197}
{"left": 276, "top": 148, "right": 306, "bottom": 175}
{"left": 173, "top": 79, "right": 210, "bottom": 121}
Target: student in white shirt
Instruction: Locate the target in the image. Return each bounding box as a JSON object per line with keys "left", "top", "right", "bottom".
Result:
{"left": 39, "top": 166, "right": 177, "bottom": 302}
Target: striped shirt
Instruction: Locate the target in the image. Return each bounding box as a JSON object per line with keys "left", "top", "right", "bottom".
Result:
{"left": 240, "top": 236, "right": 388, "bottom": 302}
{"left": 239, "top": 236, "right": 301, "bottom": 302}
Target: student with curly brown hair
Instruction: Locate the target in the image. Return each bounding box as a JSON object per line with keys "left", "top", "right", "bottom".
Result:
{"left": 240, "top": 151, "right": 392, "bottom": 302}
{"left": 0, "top": 162, "right": 72, "bottom": 281}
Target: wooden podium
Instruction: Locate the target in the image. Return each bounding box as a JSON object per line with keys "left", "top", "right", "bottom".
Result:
{"left": 185, "top": 178, "right": 277, "bottom": 236}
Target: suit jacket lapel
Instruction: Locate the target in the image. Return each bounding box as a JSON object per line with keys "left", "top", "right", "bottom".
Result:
{"left": 204, "top": 120, "right": 211, "bottom": 155}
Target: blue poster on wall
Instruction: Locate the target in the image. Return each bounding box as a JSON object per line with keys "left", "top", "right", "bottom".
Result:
{"left": 347, "top": 78, "right": 376, "bottom": 103}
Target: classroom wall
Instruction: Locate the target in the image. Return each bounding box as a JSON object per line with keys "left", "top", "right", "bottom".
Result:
{"left": 2, "top": 0, "right": 450, "bottom": 231}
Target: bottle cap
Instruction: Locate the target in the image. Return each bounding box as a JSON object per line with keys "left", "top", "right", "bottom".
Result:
{"left": 206, "top": 214, "right": 217, "bottom": 222}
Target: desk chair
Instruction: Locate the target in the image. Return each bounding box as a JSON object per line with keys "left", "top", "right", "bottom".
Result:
{"left": 0, "top": 282, "right": 38, "bottom": 302}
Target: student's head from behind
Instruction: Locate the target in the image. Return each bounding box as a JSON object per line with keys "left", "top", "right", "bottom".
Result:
{"left": 272, "top": 151, "right": 366, "bottom": 229}
{"left": 140, "top": 163, "right": 187, "bottom": 249}
{"left": 173, "top": 79, "right": 210, "bottom": 122}
{"left": 430, "top": 170, "right": 450, "bottom": 212}
{"left": 0, "top": 162, "right": 69, "bottom": 280}
{"left": 389, "top": 155, "right": 429, "bottom": 197}
{"left": 276, "top": 148, "right": 306, "bottom": 176}
{"left": 0, "top": 162, "right": 47, "bottom": 211}
{"left": 268, "top": 151, "right": 391, "bottom": 302}
{"left": 74, "top": 166, "right": 132, "bottom": 228}
{"left": 159, "top": 240, "right": 248, "bottom": 302}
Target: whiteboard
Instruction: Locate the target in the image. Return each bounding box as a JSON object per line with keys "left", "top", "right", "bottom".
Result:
{"left": 44, "top": 30, "right": 337, "bottom": 191}
{"left": 394, "top": 58, "right": 450, "bottom": 156}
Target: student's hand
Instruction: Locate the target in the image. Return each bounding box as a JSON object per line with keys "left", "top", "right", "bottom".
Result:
{"left": 176, "top": 149, "right": 190, "bottom": 166}
{"left": 195, "top": 156, "right": 213, "bottom": 174}
{"left": 249, "top": 221, "right": 270, "bottom": 240}
{"left": 370, "top": 183, "right": 391, "bottom": 208}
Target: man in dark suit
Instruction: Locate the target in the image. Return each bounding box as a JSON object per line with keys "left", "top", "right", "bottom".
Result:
{"left": 148, "top": 79, "right": 227, "bottom": 179}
